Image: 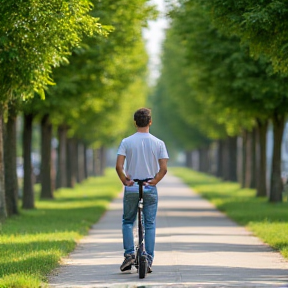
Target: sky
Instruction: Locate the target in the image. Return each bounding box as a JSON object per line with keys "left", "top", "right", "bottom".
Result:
{"left": 142, "top": 0, "right": 169, "bottom": 84}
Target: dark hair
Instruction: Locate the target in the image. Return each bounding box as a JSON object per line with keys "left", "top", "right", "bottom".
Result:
{"left": 134, "top": 108, "right": 152, "bottom": 127}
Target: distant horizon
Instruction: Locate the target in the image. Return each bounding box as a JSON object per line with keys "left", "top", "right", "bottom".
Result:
{"left": 142, "top": 0, "right": 169, "bottom": 85}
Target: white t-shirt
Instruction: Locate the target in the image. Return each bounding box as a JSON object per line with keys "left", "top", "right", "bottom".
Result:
{"left": 117, "top": 132, "right": 169, "bottom": 180}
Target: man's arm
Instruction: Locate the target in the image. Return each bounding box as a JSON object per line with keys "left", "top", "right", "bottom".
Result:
{"left": 115, "top": 155, "right": 134, "bottom": 186}
{"left": 147, "top": 158, "right": 168, "bottom": 186}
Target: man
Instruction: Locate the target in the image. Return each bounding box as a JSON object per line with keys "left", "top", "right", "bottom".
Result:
{"left": 116, "top": 107, "right": 169, "bottom": 273}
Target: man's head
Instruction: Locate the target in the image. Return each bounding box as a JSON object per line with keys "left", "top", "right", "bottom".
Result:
{"left": 134, "top": 108, "right": 152, "bottom": 127}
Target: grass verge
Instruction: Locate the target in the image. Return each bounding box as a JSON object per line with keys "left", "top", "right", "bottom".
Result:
{"left": 170, "top": 167, "right": 288, "bottom": 259}
{"left": 0, "top": 168, "right": 122, "bottom": 288}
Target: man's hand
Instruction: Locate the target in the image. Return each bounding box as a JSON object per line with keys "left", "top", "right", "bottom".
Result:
{"left": 116, "top": 155, "right": 134, "bottom": 186}
{"left": 124, "top": 178, "right": 134, "bottom": 186}
{"left": 145, "top": 158, "right": 168, "bottom": 186}
{"left": 146, "top": 179, "right": 157, "bottom": 186}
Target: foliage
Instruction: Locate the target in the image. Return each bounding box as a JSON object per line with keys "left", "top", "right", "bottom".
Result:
{"left": 153, "top": 0, "right": 288, "bottom": 159}
{"left": 0, "top": 168, "right": 121, "bottom": 287}
{"left": 169, "top": 1, "right": 288, "bottom": 130}
{"left": 33, "top": 0, "right": 155, "bottom": 147}
{"left": 206, "top": 0, "right": 288, "bottom": 73}
{"left": 154, "top": 0, "right": 288, "bottom": 201}
{"left": 0, "top": 0, "right": 108, "bottom": 102}
{"left": 150, "top": 22, "right": 214, "bottom": 152}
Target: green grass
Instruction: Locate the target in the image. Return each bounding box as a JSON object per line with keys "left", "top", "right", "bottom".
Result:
{"left": 0, "top": 168, "right": 122, "bottom": 288}
{"left": 170, "top": 167, "right": 288, "bottom": 259}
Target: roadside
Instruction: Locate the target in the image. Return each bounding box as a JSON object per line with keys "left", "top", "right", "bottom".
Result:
{"left": 171, "top": 167, "right": 288, "bottom": 261}
{"left": 49, "top": 172, "right": 288, "bottom": 287}
{"left": 0, "top": 170, "right": 121, "bottom": 288}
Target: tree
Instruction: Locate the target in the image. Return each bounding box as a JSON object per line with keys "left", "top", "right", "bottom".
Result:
{"left": 0, "top": 1, "right": 108, "bottom": 214}
{"left": 206, "top": 0, "right": 288, "bottom": 74}
{"left": 151, "top": 25, "right": 215, "bottom": 166}
{"left": 155, "top": 0, "right": 288, "bottom": 201}
{"left": 0, "top": 0, "right": 108, "bottom": 100}
{"left": 18, "top": 0, "right": 154, "bottom": 206}
{"left": 0, "top": 112, "right": 6, "bottom": 219}
{"left": 43, "top": 0, "right": 155, "bottom": 186}
{"left": 4, "top": 100, "right": 19, "bottom": 215}
{"left": 22, "top": 112, "right": 35, "bottom": 209}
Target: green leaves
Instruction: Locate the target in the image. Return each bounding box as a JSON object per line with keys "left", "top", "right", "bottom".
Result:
{"left": 207, "top": 0, "right": 288, "bottom": 73}
{"left": 24, "top": 0, "right": 155, "bottom": 148}
{"left": 0, "top": 0, "right": 108, "bottom": 101}
{"left": 153, "top": 0, "right": 288, "bottom": 152}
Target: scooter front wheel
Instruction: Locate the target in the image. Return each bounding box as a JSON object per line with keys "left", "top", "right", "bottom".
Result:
{"left": 139, "top": 254, "right": 148, "bottom": 279}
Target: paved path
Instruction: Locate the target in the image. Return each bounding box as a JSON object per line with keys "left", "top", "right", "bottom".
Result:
{"left": 49, "top": 173, "right": 288, "bottom": 288}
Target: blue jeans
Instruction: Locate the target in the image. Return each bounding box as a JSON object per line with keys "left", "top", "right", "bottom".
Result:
{"left": 122, "top": 183, "right": 158, "bottom": 263}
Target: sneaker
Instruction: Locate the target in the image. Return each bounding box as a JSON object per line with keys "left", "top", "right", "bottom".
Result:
{"left": 121, "top": 264, "right": 132, "bottom": 272}
{"left": 120, "top": 254, "right": 135, "bottom": 271}
{"left": 147, "top": 255, "right": 153, "bottom": 273}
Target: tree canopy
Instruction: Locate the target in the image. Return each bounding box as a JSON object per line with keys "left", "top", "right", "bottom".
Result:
{"left": 152, "top": 0, "right": 288, "bottom": 202}
{"left": 205, "top": 0, "right": 288, "bottom": 73}
{"left": 0, "top": 0, "right": 109, "bottom": 102}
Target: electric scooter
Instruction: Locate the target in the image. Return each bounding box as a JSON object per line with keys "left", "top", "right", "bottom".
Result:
{"left": 133, "top": 178, "right": 152, "bottom": 279}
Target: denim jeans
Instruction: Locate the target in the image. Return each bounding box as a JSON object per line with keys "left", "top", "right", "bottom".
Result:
{"left": 122, "top": 183, "right": 158, "bottom": 263}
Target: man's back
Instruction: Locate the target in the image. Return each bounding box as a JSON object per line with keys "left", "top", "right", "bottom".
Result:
{"left": 117, "top": 132, "right": 168, "bottom": 180}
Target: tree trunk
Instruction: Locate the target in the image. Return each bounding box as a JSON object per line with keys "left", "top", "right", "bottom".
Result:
{"left": 216, "top": 139, "right": 224, "bottom": 178}
{"left": 22, "top": 113, "right": 35, "bottom": 209}
{"left": 191, "top": 150, "right": 199, "bottom": 171}
{"left": 51, "top": 138, "right": 56, "bottom": 193}
{"left": 56, "top": 124, "right": 67, "bottom": 188}
{"left": 245, "top": 131, "right": 253, "bottom": 188}
{"left": 40, "top": 114, "right": 53, "bottom": 199}
{"left": 256, "top": 120, "right": 268, "bottom": 197}
{"left": 198, "top": 148, "right": 204, "bottom": 172}
{"left": 99, "top": 146, "right": 106, "bottom": 176}
{"left": 205, "top": 147, "right": 210, "bottom": 173}
{"left": 66, "top": 138, "right": 77, "bottom": 187}
{"left": 92, "top": 149, "right": 98, "bottom": 176}
{"left": 227, "top": 136, "right": 237, "bottom": 182}
{"left": 77, "top": 142, "right": 85, "bottom": 183}
{"left": 209, "top": 142, "right": 217, "bottom": 176}
{"left": 250, "top": 128, "right": 257, "bottom": 188}
{"left": 222, "top": 138, "right": 230, "bottom": 181}
{"left": 269, "top": 114, "right": 285, "bottom": 202}
{"left": 199, "top": 147, "right": 210, "bottom": 173}
{"left": 185, "top": 151, "right": 192, "bottom": 168}
{"left": 4, "top": 104, "right": 18, "bottom": 215}
{"left": 241, "top": 131, "right": 247, "bottom": 188}
{"left": 84, "top": 144, "right": 88, "bottom": 179}
{"left": 75, "top": 140, "right": 80, "bottom": 183}
{"left": 0, "top": 109, "right": 7, "bottom": 219}
{"left": 237, "top": 136, "right": 242, "bottom": 183}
